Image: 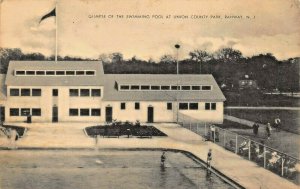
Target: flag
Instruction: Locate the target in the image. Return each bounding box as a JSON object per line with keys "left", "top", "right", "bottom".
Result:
{"left": 40, "top": 8, "right": 56, "bottom": 23}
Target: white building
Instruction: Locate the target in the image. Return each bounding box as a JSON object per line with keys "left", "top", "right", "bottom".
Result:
{"left": 0, "top": 61, "right": 226, "bottom": 124}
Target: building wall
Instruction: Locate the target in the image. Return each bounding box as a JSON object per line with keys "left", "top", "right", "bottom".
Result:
{"left": 178, "top": 102, "right": 224, "bottom": 123}
{"left": 102, "top": 101, "right": 174, "bottom": 123}
{"left": 102, "top": 101, "right": 224, "bottom": 123}
{"left": 5, "top": 86, "right": 103, "bottom": 123}
{"left": 5, "top": 86, "right": 224, "bottom": 124}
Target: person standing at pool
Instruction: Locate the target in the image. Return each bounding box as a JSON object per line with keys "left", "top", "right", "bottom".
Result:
{"left": 252, "top": 122, "right": 259, "bottom": 136}
{"left": 274, "top": 116, "right": 281, "bottom": 132}
{"left": 207, "top": 149, "right": 212, "bottom": 175}
{"left": 266, "top": 123, "right": 272, "bottom": 139}
{"left": 161, "top": 151, "right": 166, "bottom": 167}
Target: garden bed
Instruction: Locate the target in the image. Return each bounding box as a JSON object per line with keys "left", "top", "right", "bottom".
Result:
{"left": 2, "top": 125, "right": 27, "bottom": 137}
{"left": 85, "top": 123, "right": 167, "bottom": 138}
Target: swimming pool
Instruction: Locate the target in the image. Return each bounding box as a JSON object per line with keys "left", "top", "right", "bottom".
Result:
{"left": 0, "top": 149, "right": 236, "bottom": 189}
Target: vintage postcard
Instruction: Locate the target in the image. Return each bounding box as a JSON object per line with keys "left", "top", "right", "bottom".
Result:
{"left": 0, "top": 0, "right": 299, "bottom": 188}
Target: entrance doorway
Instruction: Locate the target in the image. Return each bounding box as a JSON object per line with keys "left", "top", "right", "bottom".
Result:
{"left": 147, "top": 106, "right": 154, "bottom": 123}
{"left": 52, "top": 106, "right": 58, "bottom": 122}
{"left": 105, "top": 107, "right": 113, "bottom": 122}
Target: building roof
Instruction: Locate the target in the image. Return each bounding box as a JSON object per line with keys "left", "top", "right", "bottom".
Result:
{"left": 0, "top": 74, "right": 6, "bottom": 103}
{"left": 5, "top": 61, "right": 104, "bottom": 86}
{"left": 103, "top": 74, "right": 226, "bottom": 101}
{"left": 4, "top": 61, "right": 226, "bottom": 102}
{"left": 115, "top": 74, "right": 215, "bottom": 85}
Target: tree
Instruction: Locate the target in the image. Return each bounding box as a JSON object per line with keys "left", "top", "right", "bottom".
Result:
{"left": 189, "top": 50, "right": 212, "bottom": 74}
{"left": 215, "top": 48, "right": 242, "bottom": 63}
{"left": 0, "top": 48, "right": 23, "bottom": 73}
{"left": 21, "top": 53, "right": 45, "bottom": 60}
{"left": 109, "top": 52, "right": 123, "bottom": 63}
{"left": 159, "top": 54, "right": 176, "bottom": 64}
{"left": 98, "top": 53, "right": 111, "bottom": 64}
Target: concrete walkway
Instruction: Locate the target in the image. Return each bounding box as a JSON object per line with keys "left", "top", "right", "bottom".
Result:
{"left": 1, "top": 122, "right": 299, "bottom": 189}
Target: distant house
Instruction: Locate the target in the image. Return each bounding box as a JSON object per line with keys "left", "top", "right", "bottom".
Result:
{"left": 238, "top": 75, "right": 258, "bottom": 90}
{"left": 0, "top": 61, "right": 226, "bottom": 124}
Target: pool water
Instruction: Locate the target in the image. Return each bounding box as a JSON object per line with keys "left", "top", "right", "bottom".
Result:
{"left": 0, "top": 150, "right": 235, "bottom": 189}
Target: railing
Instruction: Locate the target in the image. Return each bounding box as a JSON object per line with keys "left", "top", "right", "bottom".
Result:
{"left": 180, "top": 122, "right": 300, "bottom": 184}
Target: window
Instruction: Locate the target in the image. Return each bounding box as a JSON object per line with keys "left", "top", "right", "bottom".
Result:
{"left": 80, "top": 89, "right": 90, "bottom": 96}
{"left": 167, "top": 102, "right": 172, "bottom": 110}
{"left": 91, "top": 89, "right": 101, "bottom": 97}
{"left": 179, "top": 103, "right": 188, "bottom": 110}
{"left": 205, "top": 103, "right": 210, "bottom": 110}
{"left": 32, "top": 89, "right": 41, "bottom": 96}
{"left": 151, "top": 86, "right": 160, "bottom": 90}
{"left": 189, "top": 103, "right": 198, "bottom": 110}
{"left": 21, "top": 108, "right": 30, "bottom": 116}
{"left": 32, "top": 108, "right": 41, "bottom": 116}
{"left": 171, "top": 85, "right": 179, "bottom": 90}
{"left": 91, "top": 109, "right": 101, "bottom": 116}
{"left": 10, "top": 88, "right": 19, "bottom": 96}
{"left": 86, "top": 71, "right": 95, "bottom": 75}
{"left": 10, "top": 108, "right": 19, "bottom": 116}
{"left": 192, "top": 86, "right": 201, "bottom": 90}
{"left": 211, "top": 103, "right": 216, "bottom": 110}
{"left": 131, "top": 85, "right": 140, "bottom": 90}
{"left": 141, "top": 85, "right": 150, "bottom": 90}
{"left": 76, "top": 71, "right": 85, "bottom": 75}
{"left": 46, "top": 71, "right": 55, "bottom": 75}
{"left": 16, "top": 71, "right": 25, "bottom": 75}
{"left": 181, "top": 86, "right": 191, "bottom": 90}
{"left": 120, "top": 102, "right": 126, "bottom": 110}
{"left": 161, "top": 86, "right": 170, "bottom": 90}
{"left": 52, "top": 89, "right": 58, "bottom": 96}
{"left": 202, "top": 86, "right": 211, "bottom": 90}
{"left": 205, "top": 103, "right": 216, "bottom": 110}
{"left": 56, "top": 71, "right": 65, "bottom": 75}
{"left": 26, "top": 71, "right": 35, "bottom": 75}
{"left": 80, "top": 109, "right": 89, "bottom": 116}
{"left": 66, "top": 71, "right": 75, "bottom": 75}
{"left": 120, "top": 85, "right": 130, "bottom": 90}
{"left": 69, "top": 109, "right": 79, "bottom": 116}
{"left": 135, "top": 102, "right": 140, "bottom": 110}
{"left": 69, "top": 89, "right": 79, "bottom": 96}
{"left": 36, "top": 71, "right": 45, "bottom": 75}
{"left": 21, "top": 88, "right": 30, "bottom": 96}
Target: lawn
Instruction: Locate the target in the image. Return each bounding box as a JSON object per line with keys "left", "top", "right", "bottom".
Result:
{"left": 218, "top": 120, "right": 300, "bottom": 159}
{"left": 224, "top": 91, "right": 300, "bottom": 107}
{"left": 225, "top": 109, "right": 300, "bottom": 134}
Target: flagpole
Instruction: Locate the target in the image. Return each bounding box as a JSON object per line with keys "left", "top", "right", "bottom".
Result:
{"left": 55, "top": 1, "right": 58, "bottom": 62}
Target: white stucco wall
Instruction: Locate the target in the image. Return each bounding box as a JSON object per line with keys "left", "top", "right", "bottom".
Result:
{"left": 102, "top": 101, "right": 175, "bottom": 123}
{"left": 5, "top": 86, "right": 103, "bottom": 123}
{"left": 102, "top": 101, "right": 224, "bottom": 123}
{"left": 5, "top": 86, "right": 224, "bottom": 124}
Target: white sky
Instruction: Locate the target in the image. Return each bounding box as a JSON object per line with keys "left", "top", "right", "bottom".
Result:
{"left": 1, "top": 0, "right": 299, "bottom": 60}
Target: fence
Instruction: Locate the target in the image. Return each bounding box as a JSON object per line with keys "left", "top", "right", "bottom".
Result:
{"left": 180, "top": 122, "right": 300, "bottom": 184}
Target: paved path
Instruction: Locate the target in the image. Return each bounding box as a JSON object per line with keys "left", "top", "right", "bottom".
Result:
{"left": 225, "top": 106, "right": 300, "bottom": 110}
{"left": 1, "top": 122, "right": 299, "bottom": 189}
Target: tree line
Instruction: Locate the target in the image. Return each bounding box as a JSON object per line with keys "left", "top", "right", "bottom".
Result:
{"left": 0, "top": 47, "right": 299, "bottom": 92}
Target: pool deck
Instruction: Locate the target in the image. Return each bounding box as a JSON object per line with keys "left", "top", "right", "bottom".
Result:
{"left": 1, "top": 122, "right": 299, "bottom": 189}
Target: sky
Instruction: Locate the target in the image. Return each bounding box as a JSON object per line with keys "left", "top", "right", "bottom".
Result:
{"left": 1, "top": 0, "right": 300, "bottom": 61}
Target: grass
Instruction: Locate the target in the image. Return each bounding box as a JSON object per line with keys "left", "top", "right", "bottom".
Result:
{"left": 225, "top": 109, "right": 300, "bottom": 134}
{"left": 224, "top": 91, "right": 300, "bottom": 107}
{"left": 218, "top": 120, "right": 299, "bottom": 158}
